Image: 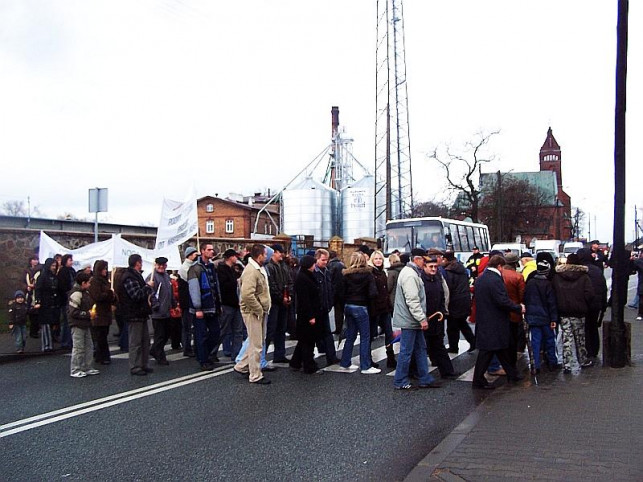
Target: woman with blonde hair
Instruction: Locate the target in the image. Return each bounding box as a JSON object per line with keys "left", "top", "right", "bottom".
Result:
{"left": 338, "top": 252, "right": 380, "bottom": 374}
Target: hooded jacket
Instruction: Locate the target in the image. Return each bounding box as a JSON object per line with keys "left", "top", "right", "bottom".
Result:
{"left": 443, "top": 260, "right": 471, "bottom": 319}
{"left": 340, "top": 266, "right": 377, "bottom": 307}
{"left": 552, "top": 263, "right": 595, "bottom": 317}
{"left": 89, "top": 260, "right": 115, "bottom": 327}
{"left": 576, "top": 248, "right": 608, "bottom": 312}
{"left": 35, "top": 258, "right": 60, "bottom": 310}
{"left": 524, "top": 273, "right": 558, "bottom": 326}
{"left": 68, "top": 283, "right": 93, "bottom": 329}
{"left": 370, "top": 265, "right": 391, "bottom": 316}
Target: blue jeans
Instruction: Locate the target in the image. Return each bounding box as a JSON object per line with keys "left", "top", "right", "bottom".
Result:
{"left": 488, "top": 355, "right": 501, "bottom": 373}
{"left": 193, "top": 313, "right": 220, "bottom": 365}
{"left": 217, "top": 306, "right": 244, "bottom": 359}
{"left": 340, "top": 304, "right": 372, "bottom": 370}
{"left": 59, "top": 306, "right": 72, "bottom": 348}
{"left": 266, "top": 303, "right": 287, "bottom": 361}
{"left": 12, "top": 325, "right": 27, "bottom": 351}
{"left": 530, "top": 325, "right": 558, "bottom": 369}
{"left": 394, "top": 328, "right": 435, "bottom": 388}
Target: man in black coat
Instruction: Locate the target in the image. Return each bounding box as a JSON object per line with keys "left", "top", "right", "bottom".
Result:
{"left": 576, "top": 248, "right": 608, "bottom": 359}
{"left": 471, "top": 255, "right": 524, "bottom": 389}
{"left": 443, "top": 252, "right": 475, "bottom": 353}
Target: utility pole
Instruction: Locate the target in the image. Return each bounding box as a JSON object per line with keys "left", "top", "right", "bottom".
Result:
{"left": 609, "top": 0, "right": 628, "bottom": 368}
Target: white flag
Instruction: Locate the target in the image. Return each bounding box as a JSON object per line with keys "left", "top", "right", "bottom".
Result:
{"left": 155, "top": 188, "right": 198, "bottom": 250}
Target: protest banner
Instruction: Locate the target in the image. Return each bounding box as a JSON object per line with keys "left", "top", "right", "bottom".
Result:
{"left": 155, "top": 189, "right": 198, "bottom": 251}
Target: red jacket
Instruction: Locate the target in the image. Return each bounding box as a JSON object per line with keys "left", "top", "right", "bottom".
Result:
{"left": 502, "top": 268, "right": 525, "bottom": 323}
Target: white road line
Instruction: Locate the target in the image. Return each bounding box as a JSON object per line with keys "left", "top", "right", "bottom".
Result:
{"left": 0, "top": 367, "right": 231, "bottom": 437}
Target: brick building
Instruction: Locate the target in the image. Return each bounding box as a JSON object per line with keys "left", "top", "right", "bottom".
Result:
{"left": 197, "top": 196, "right": 279, "bottom": 239}
{"left": 478, "top": 127, "right": 573, "bottom": 245}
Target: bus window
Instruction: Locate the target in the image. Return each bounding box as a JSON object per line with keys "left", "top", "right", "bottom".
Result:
{"left": 449, "top": 224, "right": 462, "bottom": 251}
{"left": 473, "top": 227, "right": 483, "bottom": 250}
{"left": 416, "top": 222, "right": 446, "bottom": 250}
{"left": 464, "top": 226, "right": 475, "bottom": 251}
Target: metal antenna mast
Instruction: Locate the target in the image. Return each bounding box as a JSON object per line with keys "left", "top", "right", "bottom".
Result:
{"left": 374, "top": 0, "right": 414, "bottom": 238}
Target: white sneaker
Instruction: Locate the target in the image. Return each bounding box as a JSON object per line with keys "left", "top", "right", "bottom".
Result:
{"left": 336, "top": 364, "right": 358, "bottom": 372}
{"left": 70, "top": 371, "right": 87, "bottom": 378}
{"left": 361, "top": 367, "right": 382, "bottom": 375}
{"left": 85, "top": 369, "right": 100, "bottom": 375}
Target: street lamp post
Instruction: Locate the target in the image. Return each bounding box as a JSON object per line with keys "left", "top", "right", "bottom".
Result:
{"left": 609, "top": 0, "right": 628, "bottom": 368}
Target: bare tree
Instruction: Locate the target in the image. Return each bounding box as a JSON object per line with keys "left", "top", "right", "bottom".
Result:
{"left": 410, "top": 199, "right": 453, "bottom": 218}
{"left": 2, "top": 200, "right": 27, "bottom": 216}
{"left": 429, "top": 131, "right": 500, "bottom": 222}
{"left": 570, "top": 207, "right": 586, "bottom": 240}
{"left": 479, "top": 175, "right": 552, "bottom": 242}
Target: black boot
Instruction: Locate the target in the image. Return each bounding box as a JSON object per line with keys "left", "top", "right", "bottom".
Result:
{"left": 386, "top": 346, "right": 397, "bottom": 368}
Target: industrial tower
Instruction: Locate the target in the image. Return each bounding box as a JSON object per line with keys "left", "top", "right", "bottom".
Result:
{"left": 374, "top": 0, "right": 414, "bottom": 238}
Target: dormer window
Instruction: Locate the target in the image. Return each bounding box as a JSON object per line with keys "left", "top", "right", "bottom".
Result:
{"left": 206, "top": 204, "right": 214, "bottom": 213}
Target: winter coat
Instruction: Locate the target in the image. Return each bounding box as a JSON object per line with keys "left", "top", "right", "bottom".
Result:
{"left": 116, "top": 267, "right": 153, "bottom": 322}
{"left": 552, "top": 263, "right": 595, "bottom": 317}
{"left": 57, "top": 265, "right": 77, "bottom": 301}
{"left": 239, "top": 258, "right": 271, "bottom": 319}
{"left": 633, "top": 258, "right": 643, "bottom": 296}
{"left": 217, "top": 262, "right": 240, "bottom": 308}
{"left": 387, "top": 262, "right": 405, "bottom": 311}
{"left": 392, "top": 263, "right": 427, "bottom": 330}
{"left": 443, "top": 260, "right": 471, "bottom": 319}
{"left": 146, "top": 270, "right": 174, "bottom": 319}
{"left": 521, "top": 260, "right": 537, "bottom": 282}
{"left": 266, "top": 259, "right": 290, "bottom": 305}
{"left": 524, "top": 274, "right": 558, "bottom": 326}
{"left": 327, "top": 257, "right": 345, "bottom": 304}
{"left": 313, "top": 266, "right": 334, "bottom": 312}
{"left": 8, "top": 301, "right": 29, "bottom": 326}
{"left": 35, "top": 258, "right": 60, "bottom": 310}
{"left": 421, "top": 272, "right": 446, "bottom": 337}
{"left": 473, "top": 268, "right": 522, "bottom": 351}
{"left": 370, "top": 266, "right": 391, "bottom": 316}
{"left": 188, "top": 258, "right": 222, "bottom": 315}
{"left": 294, "top": 268, "right": 323, "bottom": 343}
{"left": 340, "top": 266, "right": 377, "bottom": 307}
{"left": 502, "top": 268, "right": 526, "bottom": 323}
{"left": 577, "top": 248, "right": 608, "bottom": 312}
{"left": 68, "top": 284, "right": 93, "bottom": 329}
{"left": 89, "top": 261, "right": 114, "bottom": 327}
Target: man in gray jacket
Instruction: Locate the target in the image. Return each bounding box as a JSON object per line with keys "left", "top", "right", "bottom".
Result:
{"left": 392, "top": 248, "right": 441, "bottom": 390}
{"left": 147, "top": 257, "right": 175, "bottom": 366}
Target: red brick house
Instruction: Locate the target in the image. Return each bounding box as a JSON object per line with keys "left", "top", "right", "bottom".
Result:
{"left": 197, "top": 196, "right": 279, "bottom": 239}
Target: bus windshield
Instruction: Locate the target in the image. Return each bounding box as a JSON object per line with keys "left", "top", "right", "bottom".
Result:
{"left": 416, "top": 221, "right": 446, "bottom": 250}
{"left": 384, "top": 219, "right": 445, "bottom": 254}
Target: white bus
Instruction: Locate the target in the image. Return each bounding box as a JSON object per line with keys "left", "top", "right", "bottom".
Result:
{"left": 384, "top": 217, "right": 491, "bottom": 262}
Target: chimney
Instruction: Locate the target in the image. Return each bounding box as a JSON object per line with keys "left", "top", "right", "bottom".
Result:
{"left": 331, "top": 106, "right": 339, "bottom": 140}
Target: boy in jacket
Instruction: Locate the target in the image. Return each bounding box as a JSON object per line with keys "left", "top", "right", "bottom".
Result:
{"left": 8, "top": 290, "right": 29, "bottom": 353}
{"left": 68, "top": 272, "right": 99, "bottom": 378}
{"left": 524, "top": 260, "right": 560, "bottom": 373}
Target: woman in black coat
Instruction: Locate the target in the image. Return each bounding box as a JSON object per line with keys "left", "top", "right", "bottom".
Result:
{"left": 443, "top": 253, "right": 475, "bottom": 353}
{"left": 35, "top": 258, "right": 60, "bottom": 352}
{"left": 289, "top": 256, "right": 324, "bottom": 374}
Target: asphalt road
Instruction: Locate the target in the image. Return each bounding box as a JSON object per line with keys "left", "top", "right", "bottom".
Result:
{"left": 0, "top": 333, "right": 488, "bottom": 482}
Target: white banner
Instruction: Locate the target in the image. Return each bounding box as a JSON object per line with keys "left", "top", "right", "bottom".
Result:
{"left": 38, "top": 232, "right": 114, "bottom": 271}
{"left": 38, "top": 232, "right": 182, "bottom": 277}
{"left": 155, "top": 188, "right": 198, "bottom": 250}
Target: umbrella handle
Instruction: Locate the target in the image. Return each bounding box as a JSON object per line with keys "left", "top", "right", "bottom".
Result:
{"left": 428, "top": 311, "right": 444, "bottom": 322}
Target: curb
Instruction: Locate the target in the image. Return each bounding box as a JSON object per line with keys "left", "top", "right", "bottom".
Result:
{"left": 404, "top": 399, "right": 486, "bottom": 482}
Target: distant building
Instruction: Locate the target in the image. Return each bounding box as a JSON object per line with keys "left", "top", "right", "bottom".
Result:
{"left": 197, "top": 194, "right": 279, "bottom": 239}
{"left": 455, "top": 128, "right": 573, "bottom": 245}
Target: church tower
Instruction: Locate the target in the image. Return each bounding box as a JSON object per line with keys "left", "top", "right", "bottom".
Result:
{"left": 540, "top": 127, "right": 562, "bottom": 188}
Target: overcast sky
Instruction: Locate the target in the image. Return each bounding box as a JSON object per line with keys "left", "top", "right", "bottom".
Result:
{"left": 0, "top": 1, "right": 640, "bottom": 243}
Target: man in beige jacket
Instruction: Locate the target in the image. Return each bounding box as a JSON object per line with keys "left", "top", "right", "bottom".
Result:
{"left": 234, "top": 244, "right": 272, "bottom": 384}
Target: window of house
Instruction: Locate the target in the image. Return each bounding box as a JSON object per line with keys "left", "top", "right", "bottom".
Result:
{"left": 205, "top": 220, "right": 214, "bottom": 233}
{"left": 206, "top": 204, "right": 214, "bottom": 213}
{"left": 225, "top": 219, "right": 234, "bottom": 234}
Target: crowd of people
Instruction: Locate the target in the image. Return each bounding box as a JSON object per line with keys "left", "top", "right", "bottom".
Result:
{"left": 6, "top": 239, "right": 643, "bottom": 388}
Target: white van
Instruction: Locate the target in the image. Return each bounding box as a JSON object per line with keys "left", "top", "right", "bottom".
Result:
{"left": 491, "top": 243, "right": 527, "bottom": 257}
{"left": 560, "top": 241, "right": 584, "bottom": 263}
{"left": 534, "top": 240, "right": 562, "bottom": 262}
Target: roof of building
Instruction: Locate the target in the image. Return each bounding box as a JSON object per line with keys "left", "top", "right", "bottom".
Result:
{"left": 541, "top": 127, "right": 560, "bottom": 152}
{"left": 198, "top": 196, "right": 279, "bottom": 214}
{"left": 480, "top": 171, "right": 559, "bottom": 204}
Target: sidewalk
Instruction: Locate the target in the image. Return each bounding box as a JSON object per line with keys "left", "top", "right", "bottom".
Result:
{"left": 407, "top": 309, "right": 643, "bottom": 482}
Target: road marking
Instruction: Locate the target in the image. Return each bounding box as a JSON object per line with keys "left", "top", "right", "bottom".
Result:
{"left": 0, "top": 366, "right": 232, "bottom": 439}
